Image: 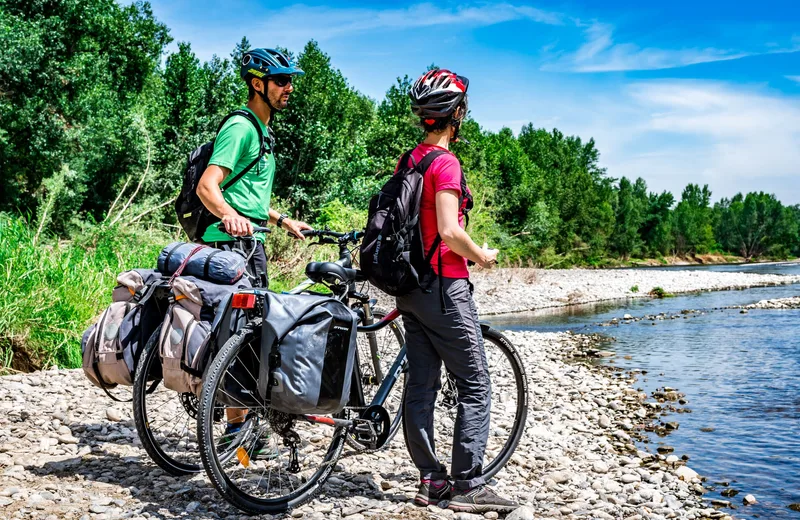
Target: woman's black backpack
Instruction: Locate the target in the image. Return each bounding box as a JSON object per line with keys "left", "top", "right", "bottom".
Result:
{"left": 174, "top": 110, "right": 271, "bottom": 242}
{"left": 360, "top": 149, "right": 471, "bottom": 297}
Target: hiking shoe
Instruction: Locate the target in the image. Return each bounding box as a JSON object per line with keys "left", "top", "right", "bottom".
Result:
{"left": 447, "top": 485, "right": 519, "bottom": 513}
{"left": 414, "top": 479, "right": 452, "bottom": 507}
{"left": 217, "top": 420, "right": 271, "bottom": 456}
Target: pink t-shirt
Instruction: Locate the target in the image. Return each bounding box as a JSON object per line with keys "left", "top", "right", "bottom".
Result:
{"left": 396, "top": 144, "right": 471, "bottom": 279}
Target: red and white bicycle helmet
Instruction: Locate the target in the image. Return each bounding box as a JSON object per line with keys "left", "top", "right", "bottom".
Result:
{"left": 409, "top": 69, "right": 469, "bottom": 120}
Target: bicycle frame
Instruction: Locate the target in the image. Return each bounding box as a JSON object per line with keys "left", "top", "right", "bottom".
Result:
{"left": 216, "top": 229, "right": 408, "bottom": 441}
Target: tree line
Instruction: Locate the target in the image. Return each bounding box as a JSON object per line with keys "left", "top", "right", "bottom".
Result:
{"left": 2, "top": 0, "right": 798, "bottom": 265}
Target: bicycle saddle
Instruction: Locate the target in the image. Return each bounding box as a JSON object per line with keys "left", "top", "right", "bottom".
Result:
{"left": 305, "top": 262, "right": 357, "bottom": 284}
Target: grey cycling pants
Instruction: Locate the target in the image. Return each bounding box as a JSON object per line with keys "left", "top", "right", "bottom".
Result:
{"left": 397, "top": 277, "right": 491, "bottom": 490}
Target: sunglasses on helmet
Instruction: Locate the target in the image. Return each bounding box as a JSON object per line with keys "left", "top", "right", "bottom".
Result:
{"left": 270, "top": 75, "right": 293, "bottom": 87}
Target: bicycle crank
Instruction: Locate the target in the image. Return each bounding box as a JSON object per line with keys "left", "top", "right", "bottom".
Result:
{"left": 351, "top": 405, "right": 391, "bottom": 450}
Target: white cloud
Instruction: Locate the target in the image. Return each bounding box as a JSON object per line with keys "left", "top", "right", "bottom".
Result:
{"left": 482, "top": 80, "right": 800, "bottom": 203}
{"left": 627, "top": 81, "right": 800, "bottom": 189}
{"left": 263, "top": 2, "right": 564, "bottom": 46}
{"left": 787, "top": 75, "right": 800, "bottom": 83}
{"left": 546, "top": 22, "right": 751, "bottom": 72}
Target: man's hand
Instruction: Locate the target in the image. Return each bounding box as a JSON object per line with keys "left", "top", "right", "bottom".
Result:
{"left": 479, "top": 245, "right": 499, "bottom": 269}
{"left": 221, "top": 214, "right": 253, "bottom": 236}
{"left": 282, "top": 218, "right": 313, "bottom": 240}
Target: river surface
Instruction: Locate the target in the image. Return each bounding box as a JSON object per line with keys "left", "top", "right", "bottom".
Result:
{"left": 486, "top": 262, "right": 800, "bottom": 518}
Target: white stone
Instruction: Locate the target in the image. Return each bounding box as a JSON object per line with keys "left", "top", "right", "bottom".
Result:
{"left": 674, "top": 466, "right": 699, "bottom": 481}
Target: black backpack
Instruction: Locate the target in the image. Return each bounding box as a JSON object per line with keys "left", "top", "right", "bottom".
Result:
{"left": 360, "top": 149, "right": 472, "bottom": 298}
{"left": 175, "top": 109, "right": 273, "bottom": 242}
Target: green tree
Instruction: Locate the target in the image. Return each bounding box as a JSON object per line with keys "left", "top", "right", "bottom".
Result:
{"left": 611, "top": 177, "right": 647, "bottom": 259}
{"left": 272, "top": 40, "right": 375, "bottom": 214}
{"left": 714, "top": 192, "right": 796, "bottom": 260}
{"left": 640, "top": 191, "right": 675, "bottom": 256}
{"left": 673, "top": 184, "right": 714, "bottom": 254}
{"left": 0, "top": 0, "right": 170, "bottom": 228}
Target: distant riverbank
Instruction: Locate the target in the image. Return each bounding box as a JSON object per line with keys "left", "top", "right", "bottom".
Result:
{"left": 467, "top": 266, "right": 800, "bottom": 315}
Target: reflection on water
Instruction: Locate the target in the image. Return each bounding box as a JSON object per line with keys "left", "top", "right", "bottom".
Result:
{"left": 485, "top": 263, "right": 800, "bottom": 517}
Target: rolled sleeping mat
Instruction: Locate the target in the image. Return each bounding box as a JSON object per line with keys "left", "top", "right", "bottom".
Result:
{"left": 157, "top": 242, "right": 247, "bottom": 284}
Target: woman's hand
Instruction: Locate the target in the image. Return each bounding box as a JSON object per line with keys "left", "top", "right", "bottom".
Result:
{"left": 479, "top": 245, "right": 499, "bottom": 269}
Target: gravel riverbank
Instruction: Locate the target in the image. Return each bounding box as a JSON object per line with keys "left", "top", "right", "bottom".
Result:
{"left": 469, "top": 266, "right": 800, "bottom": 315}
{"left": 4, "top": 268, "right": 796, "bottom": 520}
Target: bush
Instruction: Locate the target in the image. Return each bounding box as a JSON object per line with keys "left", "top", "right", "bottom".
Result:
{"left": 0, "top": 214, "right": 171, "bottom": 372}
{"left": 630, "top": 285, "right": 639, "bottom": 293}
{"left": 648, "top": 286, "right": 673, "bottom": 298}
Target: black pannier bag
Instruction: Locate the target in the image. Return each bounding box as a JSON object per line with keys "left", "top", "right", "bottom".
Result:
{"left": 253, "top": 292, "right": 359, "bottom": 415}
{"left": 174, "top": 109, "right": 271, "bottom": 242}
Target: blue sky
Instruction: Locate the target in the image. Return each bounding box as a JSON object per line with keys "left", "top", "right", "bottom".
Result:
{"left": 146, "top": 0, "right": 800, "bottom": 203}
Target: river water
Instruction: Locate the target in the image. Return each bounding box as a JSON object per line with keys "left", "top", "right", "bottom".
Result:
{"left": 486, "top": 262, "right": 800, "bottom": 518}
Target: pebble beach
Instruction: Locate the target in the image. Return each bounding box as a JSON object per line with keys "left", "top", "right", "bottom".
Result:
{"left": 2, "top": 266, "right": 798, "bottom": 520}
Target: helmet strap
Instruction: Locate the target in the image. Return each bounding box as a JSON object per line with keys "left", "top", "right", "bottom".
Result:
{"left": 450, "top": 117, "right": 464, "bottom": 143}
{"left": 251, "top": 77, "right": 280, "bottom": 116}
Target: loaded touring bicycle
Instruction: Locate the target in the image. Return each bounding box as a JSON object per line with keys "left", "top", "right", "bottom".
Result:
{"left": 108, "top": 223, "right": 528, "bottom": 514}
{"left": 191, "top": 226, "right": 529, "bottom": 515}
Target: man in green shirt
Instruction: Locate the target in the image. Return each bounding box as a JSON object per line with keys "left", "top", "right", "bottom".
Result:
{"left": 197, "top": 47, "right": 311, "bottom": 285}
{"left": 196, "top": 47, "right": 311, "bottom": 435}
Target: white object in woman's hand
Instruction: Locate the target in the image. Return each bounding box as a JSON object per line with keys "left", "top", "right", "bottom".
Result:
{"left": 480, "top": 244, "right": 499, "bottom": 269}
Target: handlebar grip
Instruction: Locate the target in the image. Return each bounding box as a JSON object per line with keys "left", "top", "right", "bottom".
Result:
{"left": 215, "top": 223, "right": 272, "bottom": 236}
{"left": 286, "top": 229, "right": 317, "bottom": 238}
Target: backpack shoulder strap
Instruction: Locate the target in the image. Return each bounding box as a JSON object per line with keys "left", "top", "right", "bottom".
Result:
{"left": 415, "top": 149, "right": 448, "bottom": 174}
{"left": 218, "top": 109, "right": 268, "bottom": 192}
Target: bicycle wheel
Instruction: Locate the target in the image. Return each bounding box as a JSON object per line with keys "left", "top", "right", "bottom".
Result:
{"left": 406, "top": 326, "right": 528, "bottom": 481}
{"left": 132, "top": 325, "right": 202, "bottom": 475}
{"left": 346, "top": 308, "right": 406, "bottom": 451}
{"left": 197, "top": 318, "right": 347, "bottom": 515}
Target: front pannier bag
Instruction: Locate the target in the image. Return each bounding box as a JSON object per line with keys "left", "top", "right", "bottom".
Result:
{"left": 81, "top": 269, "right": 164, "bottom": 397}
{"left": 257, "top": 292, "right": 358, "bottom": 415}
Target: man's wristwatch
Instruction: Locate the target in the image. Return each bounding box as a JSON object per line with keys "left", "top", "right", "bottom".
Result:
{"left": 276, "top": 214, "right": 289, "bottom": 229}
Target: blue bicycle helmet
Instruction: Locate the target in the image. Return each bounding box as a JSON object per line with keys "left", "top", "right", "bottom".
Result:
{"left": 240, "top": 48, "right": 304, "bottom": 80}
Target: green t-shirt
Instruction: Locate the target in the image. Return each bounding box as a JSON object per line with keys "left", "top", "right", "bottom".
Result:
{"left": 201, "top": 107, "right": 275, "bottom": 243}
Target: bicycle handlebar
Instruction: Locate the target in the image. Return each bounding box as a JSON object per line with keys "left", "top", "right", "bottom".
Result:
{"left": 215, "top": 223, "right": 272, "bottom": 238}
{"left": 292, "top": 228, "right": 365, "bottom": 244}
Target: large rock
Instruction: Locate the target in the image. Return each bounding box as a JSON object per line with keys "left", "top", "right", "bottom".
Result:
{"left": 675, "top": 466, "right": 699, "bottom": 481}
{"left": 506, "top": 506, "right": 536, "bottom": 520}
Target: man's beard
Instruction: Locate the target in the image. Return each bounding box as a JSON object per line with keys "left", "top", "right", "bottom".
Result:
{"left": 271, "top": 93, "right": 289, "bottom": 110}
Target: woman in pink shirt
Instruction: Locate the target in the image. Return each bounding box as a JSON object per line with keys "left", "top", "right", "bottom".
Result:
{"left": 398, "top": 70, "right": 517, "bottom": 514}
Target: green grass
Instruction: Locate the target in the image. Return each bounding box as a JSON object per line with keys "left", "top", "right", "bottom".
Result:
{"left": 648, "top": 286, "right": 673, "bottom": 298}
{"left": 0, "top": 208, "right": 355, "bottom": 373}
{"left": 0, "top": 214, "right": 171, "bottom": 372}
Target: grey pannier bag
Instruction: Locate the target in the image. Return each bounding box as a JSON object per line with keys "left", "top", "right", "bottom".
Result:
{"left": 256, "top": 292, "right": 359, "bottom": 415}
{"left": 157, "top": 242, "right": 247, "bottom": 284}
{"left": 159, "top": 275, "right": 249, "bottom": 395}
{"left": 81, "top": 269, "right": 164, "bottom": 401}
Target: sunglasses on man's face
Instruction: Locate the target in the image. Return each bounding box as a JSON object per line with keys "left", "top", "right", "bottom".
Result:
{"left": 271, "top": 75, "right": 293, "bottom": 88}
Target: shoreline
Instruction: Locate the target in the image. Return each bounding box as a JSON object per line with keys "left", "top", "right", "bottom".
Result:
{"left": 3, "top": 268, "right": 796, "bottom": 518}
{"left": 0, "top": 333, "right": 728, "bottom": 520}
{"left": 469, "top": 266, "right": 800, "bottom": 316}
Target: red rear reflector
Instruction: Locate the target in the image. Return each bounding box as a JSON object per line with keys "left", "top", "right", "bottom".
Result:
{"left": 232, "top": 293, "right": 256, "bottom": 309}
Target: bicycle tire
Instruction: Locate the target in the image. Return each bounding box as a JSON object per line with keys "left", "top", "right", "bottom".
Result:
{"left": 197, "top": 318, "right": 347, "bottom": 515}
{"left": 403, "top": 325, "right": 528, "bottom": 482}
{"left": 132, "top": 325, "right": 202, "bottom": 476}
{"left": 345, "top": 308, "right": 407, "bottom": 451}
